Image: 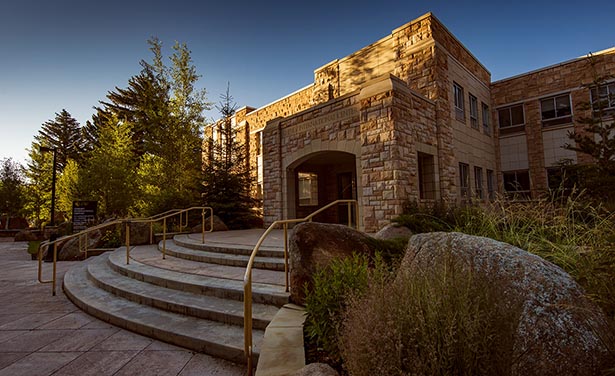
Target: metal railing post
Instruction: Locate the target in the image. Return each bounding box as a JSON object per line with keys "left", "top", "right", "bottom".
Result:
{"left": 348, "top": 202, "right": 352, "bottom": 227}
{"left": 284, "top": 223, "right": 289, "bottom": 292}
{"left": 149, "top": 222, "right": 153, "bottom": 245}
{"left": 201, "top": 209, "right": 205, "bottom": 244}
{"left": 52, "top": 243, "right": 57, "bottom": 296}
{"left": 162, "top": 217, "right": 167, "bottom": 259}
{"left": 125, "top": 220, "right": 131, "bottom": 265}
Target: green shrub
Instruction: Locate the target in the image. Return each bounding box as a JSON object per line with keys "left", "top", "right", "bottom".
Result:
{"left": 27, "top": 240, "right": 41, "bottom": 255}
{"left": 304, "top": 254, "right": 372, "bottom": 366}
{"left": 340, "top": 252, "right": 523, "bottom": 376}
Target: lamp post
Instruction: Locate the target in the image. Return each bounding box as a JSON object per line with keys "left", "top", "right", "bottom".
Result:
{"left": 39, "top": 146, "right": 57, "bottom": 226}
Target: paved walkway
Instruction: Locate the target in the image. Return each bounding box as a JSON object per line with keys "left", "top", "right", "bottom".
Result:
{"left": 0, "top": 240, "right": 243, "bottom": 376}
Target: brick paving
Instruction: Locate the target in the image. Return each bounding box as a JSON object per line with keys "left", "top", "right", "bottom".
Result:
{"left": 0, "top": 240, "right": 243, "bottom": 376}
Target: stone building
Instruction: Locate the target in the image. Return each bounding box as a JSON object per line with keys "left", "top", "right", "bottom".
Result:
{"left": 205, "top": 12, "right": 615, "bottom": 233}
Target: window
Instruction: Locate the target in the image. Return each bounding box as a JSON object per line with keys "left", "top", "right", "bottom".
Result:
{"left": 482, "top": 102, "right": 490, "bottom": 135}
{"left": 540, "top": 94, "right": 572, "bottom": 126}
{"left": 459, "top": 163, "right": 469, "bottom": 199}
{"left": 497, "top": 104, "right": 525, "bottom": 133}
{"left": 474, "top": 166, "right": 483, "bottom": 199}
{"left": 453, "top": 82, "right": 465, "bottom": 122}
{"left": 298, "top": 172, "right": 318, "bottom": 206}
{"left": 469, "top": 94, "right": 478, "bottom": 129}
{"left": 590, "top": 83, "right": 615, "bottom": 111}
{"left": 486, "top": 169, "right": 495, "bottom": 200}
{"left": 418, "top": 152, "right": 436, "bottom": 200}
{"left": 503, "top": 170, "right": 531, "bottom": 199}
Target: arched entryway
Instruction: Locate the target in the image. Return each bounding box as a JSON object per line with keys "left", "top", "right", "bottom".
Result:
{"left": 286, "top": 151, "right": 357, "bottom": 224}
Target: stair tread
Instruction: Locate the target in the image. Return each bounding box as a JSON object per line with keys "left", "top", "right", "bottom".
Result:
{"left": 129, "top": 245, "right": 286, "bottom": 286}
{"left": 164, "top": 239, "right": 284, "bottom": 266}
{"left": 64, "top": 258, "right": 264, "bottom": 363}
{"left": 111, "top": 247, "right": 289, "bottom": 306}
{"left": 174, "top": 234, "right": 284, "bottom": 257}
{"left": 87, "top": 255, "right": 279, "bottom": 327}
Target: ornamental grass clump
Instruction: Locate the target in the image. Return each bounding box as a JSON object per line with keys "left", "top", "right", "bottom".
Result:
{"left": 340, "top": 253, "right": 523, "bottom": 376}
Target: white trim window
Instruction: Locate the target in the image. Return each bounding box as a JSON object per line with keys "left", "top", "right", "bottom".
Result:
{"left": 482, "top": 102, "right": 491, "bottom": 135}
{"left": 453, "top": 82, "right": 465, "bottom": 122}
{"left": 474, "top": 166, "right": 483, "bottom": 199}
{"left": 540, "top": 94, "right": 572, "bottom": 126}
{"left": 591, "top": 82, "right": 615, "bottom": 111}
{"left": 459, "top": 162, "right": 469, "bottom": 199}
{"left": 298, "top": 172, "right": 318, "bottom": 206}
{"left": 497, "top": 104, "right": 525, "bottom": 133}
{"left": 469, "top": 94, "right": 478, "bottom": 129}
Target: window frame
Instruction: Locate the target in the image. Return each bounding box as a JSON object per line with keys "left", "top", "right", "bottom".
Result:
{"left": 459, "top": 162, "right": 470, "bottom": 199}
{"left": 486, "top": 169, "right": 495, "bottom": 200}
{"left": 298, "top": 172, "right": 319, "bottom": 206}
{"left": 474, "top": 166, "right": 483, "bottom": 199}
{"left": 540, "top": 93, "right": 572, "bottom": 126}
{"left": 453, "top": 82, "right": 465, "bottom": 122}
{"left": 482, "top": 102, "right": 490, "bottom": 135}
{"left": 469, "top": 94, "right": 479, "bottom": 129}
{"left": 497, "top": 104, "right": 525, "bottom": 134}
{"left": 590, "top": 82, "right": 615, "bottom": 112}
{"left": 502, "top": 170, "right": 531, "bottom": 200}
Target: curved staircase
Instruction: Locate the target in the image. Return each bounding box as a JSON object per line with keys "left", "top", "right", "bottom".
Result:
{"left": 62, "top": 231, "right": 289, "bottom": 364}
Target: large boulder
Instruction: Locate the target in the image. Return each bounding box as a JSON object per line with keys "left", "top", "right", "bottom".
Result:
{"left": 292, "top": 363, "right": 339, "bottom": 376}
{"left": 288, "top": 222, "right": 374, "bottom": 305}
{"left": 14, "top": 229, "right": 45, "bottom": 242}
{"left": 401, "top": 232, "right": 614, "bottom": 376}
{"left": 191, "top": 215, "right": 228, "bottom": 232}
{"left": 373, "top": 223, "right": 412, "bottom": 241}
{"left": 55, "top": 229, "right": 103, "bottom": 261}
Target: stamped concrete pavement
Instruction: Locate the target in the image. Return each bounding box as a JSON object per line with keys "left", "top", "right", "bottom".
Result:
{"left": 0, "top": 239, "right": 243, "bottom": 376}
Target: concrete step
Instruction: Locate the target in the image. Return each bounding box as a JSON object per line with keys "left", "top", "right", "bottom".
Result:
{"left": 110, "top": 247, "right": 289, "bottom": 306}
{"left": 160, "top": 239, "right": 285, "bottom": 271}
{"left": 63, "top": 257, "right": 264, "bottom": 364}
{"left": 87, "top": 254, "right": 278, "bottom": 330}
{"left": 173, "top": 234, "right": 285, "bottom": 258}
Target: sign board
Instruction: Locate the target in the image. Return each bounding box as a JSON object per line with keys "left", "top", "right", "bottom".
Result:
{"left": 72, "top": 201, "right": 97, "bottom": 232}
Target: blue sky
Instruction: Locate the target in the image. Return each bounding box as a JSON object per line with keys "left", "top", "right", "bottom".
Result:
{"left": 1, "top": 0, "right": 614, "bottom": 164}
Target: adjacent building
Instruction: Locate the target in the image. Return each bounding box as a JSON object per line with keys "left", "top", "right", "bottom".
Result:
{"left": 206, "top": 12, "right": 615, "bottom": 232}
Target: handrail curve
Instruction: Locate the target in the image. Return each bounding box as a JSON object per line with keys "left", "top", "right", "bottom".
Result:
{"left": 243, "top": 199, "right": 358, "bottom": 375}
{"left": 37, "top": 206, "right": 214, "bottom": 296}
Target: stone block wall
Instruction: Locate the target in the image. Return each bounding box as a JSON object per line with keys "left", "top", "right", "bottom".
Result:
{"left": 491, "top": 48, "right": 615, "bottom": 196}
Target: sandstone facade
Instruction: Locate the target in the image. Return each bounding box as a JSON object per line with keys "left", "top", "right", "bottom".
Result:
{"left": 204, "top": 12, "right": 615, "bottom": 232}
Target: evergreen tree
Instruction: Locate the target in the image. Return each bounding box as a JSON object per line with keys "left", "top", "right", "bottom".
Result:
{"left": 80, "top": 117, "right": 138, "bottom": 217}
{"left": 0, "top": 158, "right": 26, "bottom": 218}
{"left": 37, "top": 109, "right": 83, "bottom": 171}
{"left": 56, "top": 159, "right": 82, "bottom": 216}
{"left": 202, "top": 85, "right": 257, "bottom": 229}
{"left": 23, "top": 143, "right": 53, "bottom": 225}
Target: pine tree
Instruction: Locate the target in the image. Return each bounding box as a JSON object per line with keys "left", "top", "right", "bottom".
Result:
{"left": 37, "top": 109, "right": 83, "bottom": 171}
{"left": 80, "top": 116, "right": 138, "bottom": 217}
{"left": 23, "top": 143, "right": 53, "bottom": 225}
{"left": 202, "top": 85, "right": 258, "bottom": 229}
{"left": 0, "top": 158, "right": 26, "bottom": 218}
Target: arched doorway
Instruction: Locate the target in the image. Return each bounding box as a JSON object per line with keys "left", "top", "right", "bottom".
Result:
{"left": 286, "top": 151, "right": 357, "bottom": 224}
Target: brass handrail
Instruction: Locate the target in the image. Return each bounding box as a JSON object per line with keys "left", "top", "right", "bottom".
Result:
{"left": 37, "top": 206, "right": 214, "bottom": 296}
{"left": 125, "top": 206, "right": 213, "bottom": 264}
{"left": 242, "top": 199, "right": 359, "bottom": 375}
{"left": 37, "top": 219, "right": 123, "bottom": 296}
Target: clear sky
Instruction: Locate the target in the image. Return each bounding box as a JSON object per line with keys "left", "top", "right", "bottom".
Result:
{"left": 1, "top": 0, "right": 614, "bottom": 164}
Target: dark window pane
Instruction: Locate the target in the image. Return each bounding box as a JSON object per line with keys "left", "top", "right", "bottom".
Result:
{"left": 555, "top": 95, "right": 571, "bottom": 117}
{"left": 541, "top": 98, "right": 555, "bottom": 119}
{"left": 511, "top": 105, "right": 524, "bottom": 125}
{"left": 498, "top": 108, "right": 511, "bottom": 128}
